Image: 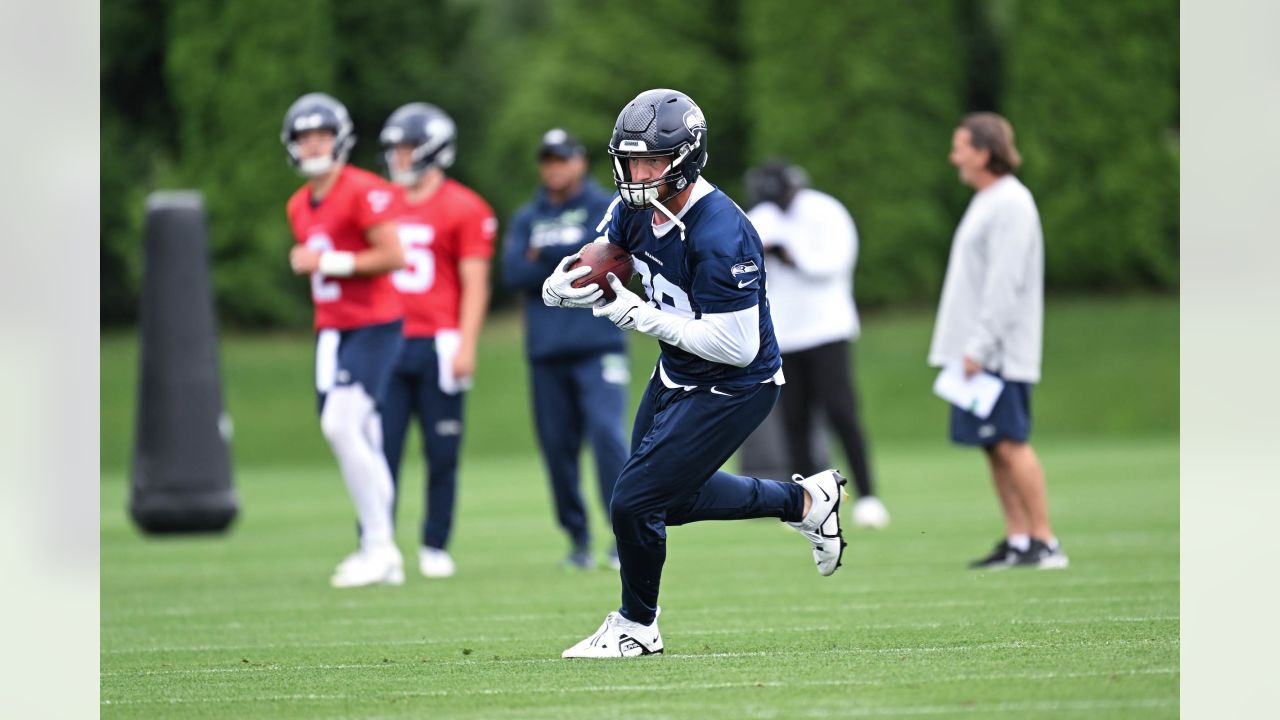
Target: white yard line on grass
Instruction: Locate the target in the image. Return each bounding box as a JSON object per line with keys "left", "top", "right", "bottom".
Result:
{"left": 103, "top": 578, "right": 1178, "bottom": 621}
{"left": 101, "top": 636, "right": 1177, "bottom": 675}
{"left": 102, "top": 614, "right": 1180, "bottom": 654}
{"left": 101, "top": 668, "right": 1178, "bottom": 706}
{"left": 102, "top": 594, "right": 1178, "bottom": 636}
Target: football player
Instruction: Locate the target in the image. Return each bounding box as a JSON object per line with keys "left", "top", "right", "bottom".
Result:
{"left": 282, "top": 92, "right": 407, "bottom": 588}
{"left": 544, "top": 89, "right": 847, "bottom": 658}
{"left": 378, "top": 103, "right": 497, "bottom": 578}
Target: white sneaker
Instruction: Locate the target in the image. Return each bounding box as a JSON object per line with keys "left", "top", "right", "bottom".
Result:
{"left": 419, "top": 547, "right": 456, "bottom": 578}
{"left": 329, "top": 545, "right": 404, "bottom": 588}
{"left": 852, "top": 495, "right": 890, "bottom": 529}
{"left": 562, "top": 609, "right": 663, "bottom": 658}
{"left": 786, "top": 469, "right": 848, "bottom": 576}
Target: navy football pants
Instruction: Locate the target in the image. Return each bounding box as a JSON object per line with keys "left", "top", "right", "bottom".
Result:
{"left": 530, "top": 355, "right": 629, "bottom": 550}
{"left": 612, "top": 374, "right": 806, "bottom": 626}
{"left": 382, "top": 337, "right": 464, "bottom": 550}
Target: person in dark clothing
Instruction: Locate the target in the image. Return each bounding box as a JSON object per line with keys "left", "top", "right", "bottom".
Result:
{"left": 502, "top": 129, "right": 629, "bottom": 570}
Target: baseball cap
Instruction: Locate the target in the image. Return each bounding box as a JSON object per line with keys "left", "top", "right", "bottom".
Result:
{"left": 538, "top": 128, "right": 585, "bottom": 160}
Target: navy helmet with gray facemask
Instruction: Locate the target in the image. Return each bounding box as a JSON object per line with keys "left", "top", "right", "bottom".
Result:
{"left": 281, "top": 92, "right": 356, "bottom": 178}
{"left": 379, "top": 102, "right": 457, "bottom": 187}
{"left": 607, "top": 89, "right": 708, "bottom": 212}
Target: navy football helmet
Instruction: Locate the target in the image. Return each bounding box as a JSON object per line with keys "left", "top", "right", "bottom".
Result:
{"left": 379, "top": 103, "right": 456, "bottom": 187}
{"left": 281, "top": 92, "right": 355, "bottom": 177}
{"left": 607, "top": 89, "right": 708, "bottom": 209}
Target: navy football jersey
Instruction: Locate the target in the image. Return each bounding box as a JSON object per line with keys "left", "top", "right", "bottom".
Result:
{"left": 599, "top": 180, "right": 782, "bottom": 387}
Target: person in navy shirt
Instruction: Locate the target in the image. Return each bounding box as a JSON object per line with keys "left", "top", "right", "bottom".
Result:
{"left": 503, "top": 129, "right": 629, "bottom": 571}
{"left": 543, "top": 89, "right": 850, "bottom": 659}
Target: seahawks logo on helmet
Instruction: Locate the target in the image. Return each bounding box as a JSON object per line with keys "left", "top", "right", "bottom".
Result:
{"left": 608, "top": 89, "right": 710, "bottom": 210}
{"left": 683, "top": 107, "right": 706, "bottom": 133}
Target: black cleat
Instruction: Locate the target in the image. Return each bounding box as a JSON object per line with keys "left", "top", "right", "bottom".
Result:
{"left": 969, "top": 539, "right": 1015, "bottom": 569}
{"left": 1010, "top": 538, "right": 1070, "bottom": 569}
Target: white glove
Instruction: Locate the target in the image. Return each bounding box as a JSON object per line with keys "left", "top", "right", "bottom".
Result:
{"left": 542, "top": 253, "right": 603, "bottom": 309}
{"left": 592, "top": 273, "right": 651, "bottom": 331}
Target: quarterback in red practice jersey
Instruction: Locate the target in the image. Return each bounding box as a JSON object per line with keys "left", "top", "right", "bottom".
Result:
{"left": 281, "top": 92, "right": 406, "bottom": 589}
{"left": 378, "top": 102, "right": 497, "bottom": 579}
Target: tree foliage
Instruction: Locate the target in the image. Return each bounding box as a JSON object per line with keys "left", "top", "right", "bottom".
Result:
{"left": 475, "top": 0, "right": 749, "bottom": 225}
{"left": 744, "top": 0, "right": 969, "bottom": 307}
{"left": 165, "top": 0, "right": 338, "bottom": 325}
{"left": 1004, "top": 0, "right": 1179, "bottom": 290}
{"left": 101, "top": 0, "right": 1179, "bottom": 327}
{"left": 102, "top": 0, "right": 177, "bottom": 324}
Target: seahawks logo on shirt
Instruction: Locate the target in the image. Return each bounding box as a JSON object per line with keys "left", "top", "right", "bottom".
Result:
{"left": 531, "top": 208, "right": 589, "bottom": 249}
{"left": 731, "top": 260, "right": 760, "bottom": 289}
{"left": 366, "top": 189, "right": 393, "bottom": 214}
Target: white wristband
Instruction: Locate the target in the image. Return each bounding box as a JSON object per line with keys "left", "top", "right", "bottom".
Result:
{"left": 319, "top": 251, "right": 356, "bottom": 277}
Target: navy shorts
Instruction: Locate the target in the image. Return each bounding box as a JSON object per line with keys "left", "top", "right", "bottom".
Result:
{"left": 315, "top": 319, "right": 404, "bottom": 413}
{"left": 949, "top": 376, "right": 1032, "bottom": 447}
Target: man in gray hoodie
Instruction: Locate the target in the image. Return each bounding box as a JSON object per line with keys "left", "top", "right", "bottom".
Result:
{"left": 930, "top": 112, "right": 1067, "bottom": 571}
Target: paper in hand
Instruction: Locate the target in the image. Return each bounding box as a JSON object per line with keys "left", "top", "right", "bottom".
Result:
{"left": 932, "top": 361, "right": 1005, "bottom": 419}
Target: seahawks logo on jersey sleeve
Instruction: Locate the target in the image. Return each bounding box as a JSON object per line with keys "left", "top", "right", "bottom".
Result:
{"left": 731, "top": 259, "right": 760, "bottom": 289}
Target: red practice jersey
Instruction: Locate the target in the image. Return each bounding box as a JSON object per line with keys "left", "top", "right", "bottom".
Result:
{"left": 287, "top": 165, "right": 403, "bottom": 330}
{"left": 390, "top": 179, "right": 498, "bottom": 337}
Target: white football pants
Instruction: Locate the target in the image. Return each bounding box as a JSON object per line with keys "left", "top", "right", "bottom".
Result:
{"left": 320, "top": 384, "right": 395, "bottom": 551}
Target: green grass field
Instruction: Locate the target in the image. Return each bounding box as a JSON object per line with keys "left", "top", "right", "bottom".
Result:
{"left": 101, "top": 296, "right": 1178, "bottom": 718}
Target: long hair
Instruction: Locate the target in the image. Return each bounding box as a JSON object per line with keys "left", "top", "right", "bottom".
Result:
{"left": 961, "top": 112, "right": 1022, "bottom": 176}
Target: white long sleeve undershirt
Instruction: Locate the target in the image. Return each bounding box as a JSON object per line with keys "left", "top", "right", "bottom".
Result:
{"left": 633, "top": 303, "right": 760, "bottom": 368}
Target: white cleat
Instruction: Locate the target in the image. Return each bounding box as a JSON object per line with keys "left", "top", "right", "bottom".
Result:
{"left": 787, "top": 469, "right": 848, "bottom": 576}
{"left": 330, "top": 545, "right": 404, "bottom": 588}
{"left": 852, "top": 495, "right": 890, "bottom": 530}
{"left": 419, "top": 547, "right": 456, "bottom": 578}
{"left": 562, "top": 609, "right": 663, "bottom": 659}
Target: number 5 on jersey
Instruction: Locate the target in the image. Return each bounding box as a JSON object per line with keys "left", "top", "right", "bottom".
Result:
{"left": 393, "top": 223, "right": 435, "bottom": 293}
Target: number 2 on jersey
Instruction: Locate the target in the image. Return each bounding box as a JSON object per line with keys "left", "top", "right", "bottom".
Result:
{"left": 307, "top": 233, "right": 341, "bottom": 303}
{"left": 393, "top": 223, "right": 435, "bottom": 293}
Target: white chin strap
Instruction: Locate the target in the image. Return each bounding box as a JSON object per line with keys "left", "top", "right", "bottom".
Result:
{"left": 648, "top": 189, "right": 687, "bottom": 242}
{"left": 649, "top": 195, "right": 682, "bottom": 226}
{"left": 299, "top": 155, "right": 334, "bottom": 178}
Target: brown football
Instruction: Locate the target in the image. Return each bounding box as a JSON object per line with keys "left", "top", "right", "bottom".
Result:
{"left": 569, "top": 242, "right": 634, "bottom": 302}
